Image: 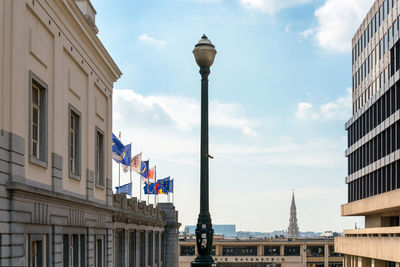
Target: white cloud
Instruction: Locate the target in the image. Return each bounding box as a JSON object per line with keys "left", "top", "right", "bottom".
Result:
{"left": 295, "top": 102, "right": 319, "bottom": 120}
{"left": 285, "top": 24, "right": 291, "bottom": 33}
{"left": 240, "top": 0, "right": 314, "bottom": 15}
{"left": 242, "top": 126, "right": 258, "bottom": 137}
{"left": 139, "top": 33, "right": 166, "bottom": 47}
{"left": 295, "top": 88, "right": 352, "bottom": 121}
{"left": 114, "top": 89, "right": 258, "bottom": 134}
{"left": 300, "top": 28, "right": 314, "bottom": 38}
{"left": 314, "top": 0, "right": 375, "bottom": 52}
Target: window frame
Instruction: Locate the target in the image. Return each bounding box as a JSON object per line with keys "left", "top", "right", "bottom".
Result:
{"left": 68, "top": 104, "right": 82, "bottom": 180}
{"left": 95, "top": 127, "right": 105, "bottom": 188}
{"left": 29, "top": 71, "right": 48, "bottom": 168}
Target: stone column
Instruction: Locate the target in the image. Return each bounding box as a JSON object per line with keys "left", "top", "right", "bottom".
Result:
{"left": 87, "top": 228, "right": 95, "bottom": 267}
{"left": 357, "top": 256, "right": 363, "bottom": 267}
{"left": 324, "top": 244, "right": 328, "bottom": 267}
{"left": 106, "top": 228, "right": 113, "bottom": 267}
{"left": 158, "top": 203, "right": 180, "bottom": 267}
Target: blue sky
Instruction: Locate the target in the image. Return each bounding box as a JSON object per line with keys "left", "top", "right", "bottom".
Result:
{"left": 92, "top": 0, "right": 374, "bottom": 232}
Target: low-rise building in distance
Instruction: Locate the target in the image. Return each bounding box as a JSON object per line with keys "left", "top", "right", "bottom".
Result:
{"left": 179, "top": 238, "right": 343, "bottom": 267}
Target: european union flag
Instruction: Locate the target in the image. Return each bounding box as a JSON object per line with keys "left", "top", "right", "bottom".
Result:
{"left": 144, "top": 182, "right": 157, "bottom": 195}
{"left": 121, "top": 144, "right": 131, "bottom": 166}
{"left": 140, "top": 160, "right": 149, "bottom": 178}
{"left": 156, "top": 177, "right": 170, "bottom": 195}
{"left": 115, "top": 182, "right": 132, "bottom": 195}
{"left": 112, "top": 133, "right": 125, "bottom": 163}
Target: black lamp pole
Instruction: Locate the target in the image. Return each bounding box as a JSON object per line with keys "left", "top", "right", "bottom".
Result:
{"left": 191, "top": 35, "right": 217, "bottom": 267}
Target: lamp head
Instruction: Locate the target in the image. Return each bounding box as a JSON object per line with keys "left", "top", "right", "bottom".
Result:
{"left": 193, "top": 34, "right": 217, "bottom": 68}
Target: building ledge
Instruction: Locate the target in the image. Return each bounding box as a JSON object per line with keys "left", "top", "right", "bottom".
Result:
{"left": 341, "top": 188, "right": 400, "bottom": 216}
{"left": 335, "top": 235, "right": 400, "bottom": 262}
{"left": 343, "top": 226, "right": 400, "bottom": 236}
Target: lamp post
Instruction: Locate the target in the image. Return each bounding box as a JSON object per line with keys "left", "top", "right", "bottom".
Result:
{"left": 191, "top": 35, "right": 217, "bottom": 267}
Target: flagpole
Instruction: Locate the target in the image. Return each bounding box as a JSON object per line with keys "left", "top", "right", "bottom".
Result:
{"left": 139, "top": 172, "right": 142, "bottom": 202}
{"left": 130, "top": 142, "right": 132, "bottom": 198}
{"left": 118, "top": 131, "right": 121, "bottom": 194}
{"left": 147, "top": 159, "right": 150, "bottom": 204}
{"left": 168, "top": 174, "right": 171, "bottom": 203}
{"left": 154, "top": 165, "right": 157, "bottom": 207}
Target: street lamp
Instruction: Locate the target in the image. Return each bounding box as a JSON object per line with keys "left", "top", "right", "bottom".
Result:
{"left": 191, "top": 34, "right": 217, "bottom": 267}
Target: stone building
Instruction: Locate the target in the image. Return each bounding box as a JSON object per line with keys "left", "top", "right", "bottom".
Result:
{"left": 179, "top": 238, "right": 343, "bottom": 267}
{"left": 334, "top": 0, "right": 400, "bottom": 265}
{"left": 288, "top": 192, "right": 299, "bottom": 238}
{"left": 0, "top": 0, "right": 179, "bottom": 266}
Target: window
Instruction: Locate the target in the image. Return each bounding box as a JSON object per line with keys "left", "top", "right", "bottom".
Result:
{"left": 29, "top": 71, "right": 48, "bottom": 167}
{"left": 380, "top": 39, "right": 383, "bottom": 59}
{"left": 116, "top": 231, "right": 125, "bottom": 267}
{"left": 69, "top": 105, "right": 81, "bottom": 179}
{"left": 180, "top": 246, "right": 195, "bottom": 256}
{"left": 32, "top": 240, "right": 43, "bottom": 267}
{"left": 222, "top": 246, "right": 257, "bottom": 256}
{"left": 140, "top": 232, "right": 145, "bottom": 267}
{"left": 264, "top": 246, "right": 280, "bottom": 256}
{"left": 284, "top": 245, "right": 300, "bottom": 256}
{"left": 306, "top": 246, "right": 324, "bottom": 257}
{"left": 148, "top": 232, "right": 153, "bottom": 265}
{"left": 63, "top": 235, "right": 69, "bottom": 267}
{"left": 372, "top": 16, "right": 375, "bottom": 36}
{"left": 72, "top": 235, "right": 79, "bottom": 267}
{"left": 96, "top": 238, "right": 103, "bottom": 267}
{"left": 383, "top": 1, "right": 386, "bottom": 20}
{"left": 384, "top": 33, "right": 388, "bottom": 53}
{"left": 155, "top": 233, "right": 159, "bottom": 264}
{"left": 95, "top": 128, "right": 105, "bottom": 187}
{"left": 129, "top": 231, "right": 136, "bottom": 267}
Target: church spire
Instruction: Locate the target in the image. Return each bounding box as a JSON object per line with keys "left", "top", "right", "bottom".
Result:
{"left": 288, "top": 190, "right": 299, "bottom": 238}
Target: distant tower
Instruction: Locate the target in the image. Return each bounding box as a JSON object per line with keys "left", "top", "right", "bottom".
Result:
{"left": 288, "top": 191, "right": 299, "bottom": 237}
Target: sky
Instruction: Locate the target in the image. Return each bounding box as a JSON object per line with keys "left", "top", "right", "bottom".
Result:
{"left": 91, "top": 0, "right": 375, "bottom": 233}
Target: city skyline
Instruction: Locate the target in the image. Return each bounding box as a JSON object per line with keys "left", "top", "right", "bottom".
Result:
{"left": 91, "top": 0, "right": 375, "bottom": 232}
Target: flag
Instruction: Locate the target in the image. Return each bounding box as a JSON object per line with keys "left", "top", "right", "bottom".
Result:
{"left": 140, "top": 160, "right": 149, "bottom": 179}
{"left": 144, "top": 182, "right": 157, "bottom": 195}
{"left": 169, "top": 179, "right": 174, "bottom": 193}
{"left": 156, "top": 177, "right": 170, "bottom": 195}
{"left": 115, "top": 182, "right": 132, "bottom": 195}
{"left": 112, "top": 133, "right": 125, "bottom": 163}
{"left": 121, "top": 144, "right": 131, "bottom": 166}
{"left": 123, "top": 152, "right": 142, "bottom": 173}
{"left": 148, "top": 166, "right": 156, "bottom": 183}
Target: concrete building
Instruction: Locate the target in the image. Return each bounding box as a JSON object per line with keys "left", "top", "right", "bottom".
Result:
{"left": 0, "top": 0, "right": 179, "bottom": 266}
{"left": 179, "top": 238, "right": 343, "bottom": 267}
{"left": 334, "top": 0, "right": 400, "bottom": 265}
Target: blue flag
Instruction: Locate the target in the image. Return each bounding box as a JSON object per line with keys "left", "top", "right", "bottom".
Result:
{"left": 140, "top": 160, "right": 149, "bottom": 178}
{"left": 115, "top": 182, "right": 132, "bottom": 195}
{"left": 169, "top": 179, "right": 174, "bottom": 193}
{"left": 144, "top": 182, "right": 157, "bottom": 195}
{"left": 121, "top": 144, "right": 131, "bottom": 166}
{"left": 112, "top": 133, "right": 125, "bottom": 163}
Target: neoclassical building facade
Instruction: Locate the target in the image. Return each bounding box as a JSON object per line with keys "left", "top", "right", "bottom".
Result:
{"left": 0, "top": 0, "right": 179, "bottom": 266}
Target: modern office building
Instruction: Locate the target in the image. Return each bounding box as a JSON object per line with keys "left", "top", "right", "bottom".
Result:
{"left": 179, "top": 238, "right": 343, "bottom": 267}
{"left": 0, "top": 0, "right": 179, "bottom": 266}
{"left": 334, "top": 0, "right": 400, "bottom": 265}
